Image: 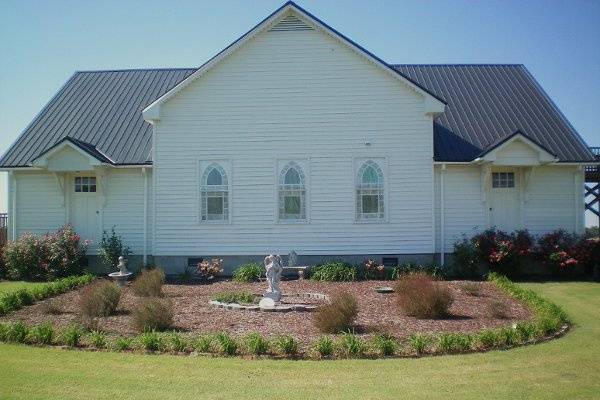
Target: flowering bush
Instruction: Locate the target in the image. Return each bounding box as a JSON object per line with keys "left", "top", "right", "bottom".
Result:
{"left": 2, "top": 225, "right": 88, "bottom": 280}
{"left": 363, "top": 259, "right": 386, "bottom": 280}
{"left": 197, "top": 258, "right": 223, "bottom": 283}
{"left": 470, "top": 229, "right": 534, "bottom": 278}
{"left": 535, "top": 230, "right": 580, "bottom": 275}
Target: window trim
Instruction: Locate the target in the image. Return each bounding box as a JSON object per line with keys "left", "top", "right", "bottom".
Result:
{"left": 491, "top": 171, "right": 516, "bottom": 189}
{"left": 198, "top": 160, "right": 231, "bottom": 224}
{"left": 354, "top": 158, "right": 388, "bottom": 223}
{"left": 73, "top": 176, "right": 97, "bottom": 193}
{"left": 275, "top": 158, "right": 310, "bottom": 224}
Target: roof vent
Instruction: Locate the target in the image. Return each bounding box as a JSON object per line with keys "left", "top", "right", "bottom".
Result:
{"left": 269, "top": 15, "right": 313, "bottom": 32}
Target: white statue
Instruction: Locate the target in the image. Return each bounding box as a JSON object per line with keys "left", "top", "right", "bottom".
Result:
{"left": 117, "top": 256, "right": 128, "bottom": 274}
{"left": 288, "top": 250, "right": 298, "bottom": 267}
{"left": 264, "top": 254, "right": 283, "bottom": 302}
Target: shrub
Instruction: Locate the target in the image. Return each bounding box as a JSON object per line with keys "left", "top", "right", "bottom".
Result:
{"left": 62, "top": 324, "right": 84, "bottom": 347}
{"left": 364, "top": 259, "right": 386, "bottom": 280}
{"left": 390, "top": 262, "right": 445, "bottom": 280}
{"left": 372, "top": 333, "right": 396, "bottom": 356}
{"left": 215, "top": 332, "right": 238, "bottom": 356}
{"left": 3, "top": 233, "right": 45, "bottom": 280}
{"left": 395, "top": 272, "right": 453, "bottom": 319}
{"left": 459, "top": 282, "right": 482, "bottom": 296}
{"left": 194, "top": 335, "right": 214, "bottom": 353}
{"left": 275, "top": 335, "right": 298, "bottom": 356}
{"left": 488, "top": 299, "right": 509, "bottom": 319}
{"left": 89, "top": 331, "right": 107, "bottom": 349}
{"left": 44, "top": 225, "right": 89, "bottom": 278}
{"left": 313, "top": 290, "right": 358, "bottom": 334}
{"left": 132, "top": 268, "right": 165, "bottom": 297}
{"left": 477, "top": 329, "right": 500, "bottom": 349}
{"left": 212, "top": 291, "right": 255, "bottom": 304}
{"left": 535, "top": 230, "right": 580, "bottom": 276}
{"left": 79, "top": 280, "right": 121, "bottom": 318}
{"left": 313, "top": 336, "right": 335, "bottom": 358}
{"left": 30, "top": 322, "right": 54, "bottom": 345}
{"left": 14, "top": 288, "right": 34, "bottom": 306}
{"left": 196, "top": 258, "right": 223, "bottom": 283}
{"left": 233, "top": 263, "right": 263, "bottom": 283}
{"left": 132, "top": 297, "right": 173, "bottom": 332}
{"left": 437, "top": 333, "right": 473, "bottom": 353}
{"left": 310, "top": 262, "right": 358, "bottom": 282}
{"left": 168, "top": 333, "right": 188, "bottom": 352}
{"left": 244, "top": 332, "right": 270, "bottom": 355}
{"left": 452, "top": 237, "right": 480, "bottom": 278}
{"left": 6, "top": 321, "right": 29, "bottom": 343}
{"left": 339, "top": 333, "right": 364, "bottom": 357}
{"left": 409, "top": 334, "right": 432, "bottom": 355}
{"left": 114, "top": 337, "right": 134, "bottom": 351}
{"left": 138, "top": 331, "right": 164, "bottom": 352}
{"left": 98, "top": 226, "right": 131, "bottom": 269}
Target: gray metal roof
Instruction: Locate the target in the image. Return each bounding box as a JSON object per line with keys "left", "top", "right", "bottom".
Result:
{"left": 0, "top": 68, "right": 195, "bottom": 167}
{"left": 393, "top": 64, "right": 595, "bottom": 162}
{"left": 0, "top": 64, "right": 594, "bottom": 167}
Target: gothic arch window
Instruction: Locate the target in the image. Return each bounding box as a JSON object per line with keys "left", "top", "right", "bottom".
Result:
{"left": 278, "top": 162, "right": 306, "bottom": 221}
{"left": 201, "top": 163, "right": 229, "bottom": 222}
{"left": 356, "top": 160, "right": 384, "bottom": 220}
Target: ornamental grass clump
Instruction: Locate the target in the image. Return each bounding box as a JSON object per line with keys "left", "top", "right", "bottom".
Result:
{"left": 62, "top": 324, "right": 84, "bottom": 347}
{"left": 194, "top": 335, "right": 214, "bottom": 353}
{"left": 138, "top": 330, "right": 164, "bottom": 352}
{"left": 232, "top": 263, "right": 263, "bottom": 283}
{"left": 310, "top": 262, "right": 358, "bottom": 282}
{"left": 244, "top": 332, "right": 270, "bottom": 356}
{"left": 372, "top": 333, "right": 397, "bottom": 356}
{"left": 212, "top": 291, "right": 255, "bottom": 304}
{"left": 89, "top": 331, "right": 107, "bottom": 349}
{"left": 131, "top": 268, "right": 165, "bottom": 297}
{"left": 409, "top": 333, "right": 432, "bottom": 355}
{"left": 437, "top": 333, "right": 473, "bottom": 354}
{"left": 168, "top": 333, "right": 188, "bottom": 352}
{"left": 395, "top": 272, "right": 453, "bottom": 319}
{"left": 215, "top": 332, "right": 238, "bottom": 356}
{"left": 79, "top": 280, "right": 121, "bottom": 318}
{"left": 275, "top": 335, "right": 299, "bottom": 356}
{"left": 313, "top": 290, "right": 358, "bottom": 333}
{"left": 114, "top": 337, "right": 134, "bottom": 352}
{"left": 132, "top": 297, "right": 173, "bottom": 332}
{"left": 340, "top": 333, "right": 365, "bottom": 358}
{"left": 488, "top": 299, "right": 510, "bottom": 319}
{"left": 313, "top": 336, "right": 335, "bottom": 358}
{"left": 30, "top": 322, "right": 54, "bottom": 345}
{"left": 5, "top": 321, "right": 29, "bottom": 343}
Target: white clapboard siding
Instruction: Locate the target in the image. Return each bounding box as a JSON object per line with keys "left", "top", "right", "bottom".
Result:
{"left": 15, "top": 172, "right": 66, "bottom": 236}
{"left": 153, "top": 25, "right": 434, "bottom": 256}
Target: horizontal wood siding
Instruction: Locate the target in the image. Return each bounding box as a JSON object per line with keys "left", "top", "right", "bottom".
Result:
{"left": 154, "top": 27, "right": 434, "bottom": 255}
{"left": 15, "top": 172, "right": 65, "bottom": 236}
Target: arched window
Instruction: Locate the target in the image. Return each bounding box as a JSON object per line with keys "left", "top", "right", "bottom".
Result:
{"left": 201, "top": 163, "right": 229, "bottom": 221}
{"left": 279, "top": 162, "right": 306, "bottom": 220}
{"left": 356, "top": 160, "right": 384, "bottom": 220}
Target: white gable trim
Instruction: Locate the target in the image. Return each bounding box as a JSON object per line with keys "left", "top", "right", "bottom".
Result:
{"left": 473, "top": 133, "right": 559, "bottom": 165}
{"left": 31, "top": 140, "right": 111, "bottom": 169}
{"left": 142, "top": 2, "right": 445, "bottom": 122}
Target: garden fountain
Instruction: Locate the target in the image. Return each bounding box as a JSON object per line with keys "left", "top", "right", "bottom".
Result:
{"left": 108, "top": 256, "right": 132, "bottom": 287}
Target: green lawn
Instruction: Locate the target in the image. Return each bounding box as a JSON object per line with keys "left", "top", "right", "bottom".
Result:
{"left": 1, "top": 282, "right": 599, "bottom": 399}
{"left": 0, "top": 281, "right": 46, "bottom": 294}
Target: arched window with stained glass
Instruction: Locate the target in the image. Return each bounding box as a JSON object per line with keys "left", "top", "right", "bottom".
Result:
{"left": 356, "top": 160, "right": 384, "bottom": 220}
{"left": 200, "top": 163, "right": 229, "bottom": 222}
{"left": 278, "top": 162, "right": 306, "bottom": 221}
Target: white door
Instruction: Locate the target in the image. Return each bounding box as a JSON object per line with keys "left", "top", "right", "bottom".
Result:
{"left": 71, "top": 175, "right": 100, "bottom": 249}
{"left": 490, "top": 171, "right": 520, "bottom": 232}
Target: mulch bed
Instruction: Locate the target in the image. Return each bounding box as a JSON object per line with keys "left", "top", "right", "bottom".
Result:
{"left": 0, "top": 279, "right": 532, "bottom": 342}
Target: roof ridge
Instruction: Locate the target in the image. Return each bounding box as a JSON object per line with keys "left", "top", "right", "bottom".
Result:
{"left": 76, "top": 67, "right": 197, "bottom": 74}
{"left": 391, "top": 63, "right": 525, "bottom": 67}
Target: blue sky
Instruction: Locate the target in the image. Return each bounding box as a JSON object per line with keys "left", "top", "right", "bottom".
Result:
{"left": 0, "top": 0, "right": 599, "bottom": 222}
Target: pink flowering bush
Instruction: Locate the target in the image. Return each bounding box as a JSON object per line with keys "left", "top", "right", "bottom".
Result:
{"left": 535, "top": 230, "right": 581, "bottom": 276}
{"left": 2, "top": 225, "right": 88, "bottom": 280}
{"left": 471, "top": 229, "right": 534, "bottom": 278}
{"left": 364, "top": 259, "right": 386, "bottom": 280}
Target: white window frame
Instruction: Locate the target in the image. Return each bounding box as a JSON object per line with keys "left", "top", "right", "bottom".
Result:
{"left": 275, "top": 159, "right": 310, "bottom": 224}
{"left": 492, "top": 172, "right": 515, "bottom": 188}
{"left": 354, "top": 158, "right": 387, "bottom": 223}
{"left": 74, "top": 176, "right": 97, "bottom": 193}
{"left": 199, "top": 160, "right": 231, "bottom": 224}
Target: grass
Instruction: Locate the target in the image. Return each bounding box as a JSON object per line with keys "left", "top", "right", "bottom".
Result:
{"left": 0, "top": 282, "right": 599, "bottom": 399}
{"left": 0, "top": 281, "right": 45, "bottom": 294}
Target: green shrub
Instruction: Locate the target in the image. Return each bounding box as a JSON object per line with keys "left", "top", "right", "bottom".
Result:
{"left": 6, "top": 321, "right": 29, "bottom": 343}
{"left": 194, "top": 335, "right": 214, "bottom": 353}
{"left": 168, "top": 333, "right": 188, "bottom": 352}
{"left": 477, "top": 329, "right": 500, "bottom": 349}
{"left": 132, "top": 268, "right": 165, "bottom": 297}
{"left": 313, "top": 290, "right": 358, "bottom": 333}
{"left": 244, "top": 332, "right": 270, "bottom": 355}
{"left": 310, "top": 262, "right": 358, "bottom": 282}
{"left": 437, "top": 333, "right": 473, "bottom": 353}
{"left": 114, "top": 337, "right": 133, "bottom": 351}
{"left": 0, "top": 292, "right": 22, "bottom": 312}
{"left": 132, "top": 297, "right": 174, "bottom": 332}
{"left": 138, "top": 331, "right": 163, "bottom": 352}
{"left": 409, "top": 334, "right": 432, "bottom": 355}
{"left": 215, "top": 332, "right": 238, "bottom": 356}
{"left": 452, "top": 238, "right": 481, "bottom": 278}
{"left": 89, "top": 331, "right": 107, "bottom": 349}
{"left": 390, "top": 262, "right": 445, "bottom": 280}
{"left": 313, "top": 336, "right": 335, "bottom": 358}
{"left": 498, "top": 326, "right": 519, "bottom": 347}
{"left": 30, "top": 322, "right": 54, "bottom": 345}
{"left": 514, "top": 321, "right": 539, "bottom": 342}
{"left": 340, "top": 333, "right": 365, "bottom": 357}
{"left": 212, "top": 291, "right": 255, "bottom": 304}
{"left": 79, "top": 280, "right": 121, "bottom": 318}
{"left": 275, "top": 335, "right": 299, "bottom": 356}
{"left": 14, "top": 288, "right": 34, "bottom": 306}
{"left": 98, "top": 226, "right": 131, "bottom": 269}
{"left": 372, "top": 333, "right": 396, "bottom": 356}
{"left": 62, "top": 324, "right": 84, "bottom": 347}
{"left": 395, "top": 272, "right": 453, "bottom": 319}
{"left": 233, "top": 263, "right": 263, "bottom": 283}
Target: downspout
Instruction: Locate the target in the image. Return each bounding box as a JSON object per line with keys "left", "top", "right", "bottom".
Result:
{"left": 10, "top": 171, "right": 17, "bottom": 240}
{"left": 142, "top": 167, "right": 148, "bottom": 266}
{"left": 440, "top": 164, "right": 446, "bottom": 266}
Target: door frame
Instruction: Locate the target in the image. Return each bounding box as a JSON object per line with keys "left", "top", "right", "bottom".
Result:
{"left": 68, "top": 172, "right": 101, "bottom": 253}
{"left": 487, "top": 167, "right": 524, "bottom": 231}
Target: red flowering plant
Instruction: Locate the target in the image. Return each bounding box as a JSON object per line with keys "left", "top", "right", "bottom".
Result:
{"left": 44, "top": 224, "right": 89, "bottom": 278}
{"left": 363, "top": 259, "right": 386, "bottom": 280}
{"left": 535, "top": 230, "right": 580, "bottom": 276}
{"left": 576, "top": 237, "right": 600, "bottom": 275}
{"left": 471, "top": 229, "right": 533, "bottom": 278}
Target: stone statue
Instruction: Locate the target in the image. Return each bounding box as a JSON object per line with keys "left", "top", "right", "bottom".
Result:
{"left": 117, "top": 256, "right": 128, "bottom": 274}
{"left": 264, "top": 254, "right": 283, "bottom": 302}
{"left": 288, "top": 250, "right": 298, "bottom": 267}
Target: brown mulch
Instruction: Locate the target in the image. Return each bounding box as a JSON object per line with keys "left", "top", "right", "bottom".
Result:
{"left": 0, "top": 279, "right": 532, "bottom": 342}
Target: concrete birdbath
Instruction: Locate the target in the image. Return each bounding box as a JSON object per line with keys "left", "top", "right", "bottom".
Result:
{"left": 108, "top": 256, "right": 132, "bottom": 287}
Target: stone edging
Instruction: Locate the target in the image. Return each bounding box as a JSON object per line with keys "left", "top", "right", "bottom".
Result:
{"left": 209, "top": 292, "right": 330, "bottom": 312}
